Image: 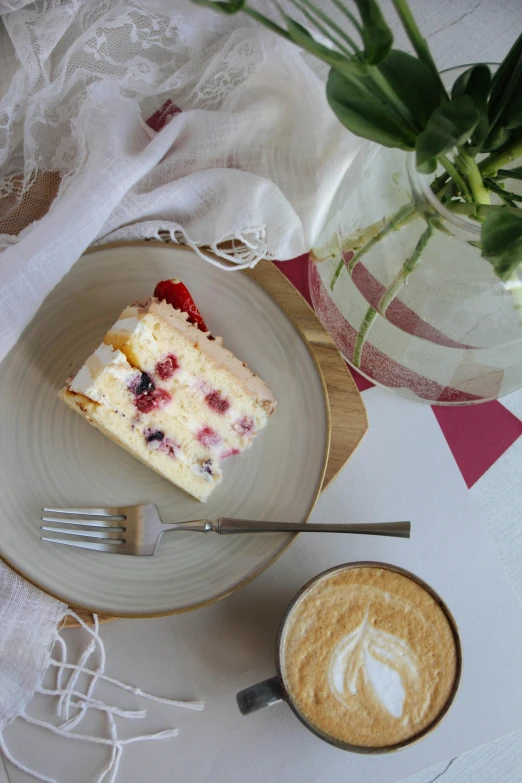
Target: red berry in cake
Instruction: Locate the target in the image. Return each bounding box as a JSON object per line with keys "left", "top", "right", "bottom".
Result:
{"left": 205, "top": 390, "right": 229, "bottom": 414}
{"left": 135, "top": 396, "right": 155, "bottom": 414}
{"left": 154, "top": 279, "right": 209, "bottom": 333}
{"left": 233, "top": 416, "right": 254, "bottom": 435}
{"left": 197, "top": 426, "right": 221, "bottom": 448}
{"left": 135, "top": 388, "right": 172, "bottom": 414}
{"left": 220, "top": 448, "right": 240, "bottom": 459}
{"left": 155, "top": 354, "right": 180, "bottom": 381}
{"left": 159, "top": 437, "right": 178, "bottom": 458}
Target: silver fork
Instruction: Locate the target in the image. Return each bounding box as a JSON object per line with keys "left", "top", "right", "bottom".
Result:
{"left": 41, "top": 504, "right": 411, "bottom": 556}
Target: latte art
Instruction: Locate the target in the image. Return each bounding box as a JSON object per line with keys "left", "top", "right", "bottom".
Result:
{"left": 281, "top": 565, "right": 460, "bottom": 749}
{"left": 329, "top": 608, "right": 420, "bottom": 720}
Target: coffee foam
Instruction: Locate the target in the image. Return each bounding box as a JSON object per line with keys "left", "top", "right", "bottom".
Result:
{"left": 281, "top": 566, "right": 459, "bottom": 749}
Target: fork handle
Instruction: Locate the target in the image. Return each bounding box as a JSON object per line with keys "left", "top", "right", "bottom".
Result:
{"left": 214, "top": 519, "right": 410, "bottom": 538}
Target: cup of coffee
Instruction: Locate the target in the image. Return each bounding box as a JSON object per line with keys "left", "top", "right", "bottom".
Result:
{"left": 237, "top": 562, "right": 462, "bottom": 752}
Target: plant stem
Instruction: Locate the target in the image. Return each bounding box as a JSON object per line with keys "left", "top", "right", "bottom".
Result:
{"left": 329, "top": 0, "right": 363, "bottom": 35}
{"left": 243, "top": 8, "right": 292, "bottom": 40}
{"left": 431, "top": 171, "right": 450, "bottom": 197}
{"left": 497, "top": 167, "right": 522, "bottom": 181}
{"left": 390, "top": 0, "right": 448, "bottom": 99}
{"left": 293, "top": 0, "right": 360, "bottom": 53}
{"left": 352, "top": 221, "right": 434, "bottom": 369}
{"left": 330, "top": 202, "right": 417, "bottom": 291}
{"left": 444, "top": 201, "right": 495, "bottom": 218}
{"left": 287, "top": 0, "right": 355, "bottom": 56}
{"left": 439, "top": 154, "right": 472, "bottom": 201}
{"left": 456, "top": 147, "right": 491, "bottom": 205}
{"left": 484, "top": 178, "right": 522, "bottom": 205}
{"left": 479, "top": 129, "right": 522, "bottom": 177}
{"left": 378, "top": 221, "right": 434, "bottom": 315}
{"left": 353, "top": 307, "right": 378, "bottom": 368}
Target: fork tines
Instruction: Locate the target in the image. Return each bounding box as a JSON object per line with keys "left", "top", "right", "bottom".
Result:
{"left": 42, "top": 507, "right": 126, "bottom": 519}
{"left": 41, "top": 507, "right": 127, "bottom": 552}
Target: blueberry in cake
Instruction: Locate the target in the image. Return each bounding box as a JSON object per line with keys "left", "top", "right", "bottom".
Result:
{"left": 60, "top": 280, "right": 276, "bottom": 502}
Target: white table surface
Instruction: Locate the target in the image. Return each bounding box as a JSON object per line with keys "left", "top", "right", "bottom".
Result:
{"left": 2, "top": 383, "right": 522, "bottom": 783}
{"left": 2, "top": 1, "right": 522, "bottom": 782}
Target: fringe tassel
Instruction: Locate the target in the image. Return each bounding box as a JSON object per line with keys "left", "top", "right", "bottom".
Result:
{"left": 0, "top": 611, "right": 203, "bottom": 783}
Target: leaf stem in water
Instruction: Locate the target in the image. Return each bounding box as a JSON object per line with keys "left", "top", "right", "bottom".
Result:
{"left": 331, "top": 202, "right": 417, "bottom": 291}
{"left": 439, "top": 154, "right": 472, "bottom": 201}
{"left": 456, "top": 147, "right": 490, "bottom": 205}
{"left": 378, "top": 221, "right": 434, "bottom": 315}
{"left": 479, "top": 129, "right": 522, "bottom": 177}
{"left": 352, "top": 221, "right": 434, "bottom": 369}
{"left": 353, "top": 307, "right": 378, "bottom": 368}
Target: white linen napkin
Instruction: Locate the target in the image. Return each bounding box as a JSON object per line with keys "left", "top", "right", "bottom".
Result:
{"left": 0, "top": 562, "right": 205, "bottom": 783}
{"left": 0, "top": 567, "right": 66, "bottom": 731}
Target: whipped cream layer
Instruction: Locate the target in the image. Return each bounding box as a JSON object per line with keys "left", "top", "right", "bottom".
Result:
{"left": 69, "top": 343, "right": 132, "bottom": 401}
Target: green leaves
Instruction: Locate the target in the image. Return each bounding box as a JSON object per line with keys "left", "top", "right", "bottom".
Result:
{"left": 378, "top": 50, "right": 444, "bottom": 131}
{"left": 452, "top": 64, "right": 491, "bottom": 105}
{"left": 482, "top": 207, "right": 522, "bottom": 280}
{"left": 489, "top": 32, "right": 522, "bottom": 128}
{"left": 415, "top": 96, "right": 479, "bottom": 173}
{"left": 326, "top": 68, "right": 417, "bottom": 149}
{"left": 483, "top": 32, "right": 522, "bottom": 151}
{"left": 479, "top": 126, "right": 522, "bottom": 177}
{"left": 326, "top": 48, "right": 445, "bottom": 150}
{"left": 192, "top": 0, "right": 522, "bottom": 286}
{"left": 352, "top": 0, "right": 393, "bottom": 64}
{"left": 451, "top": 64, "right": 491, "bottom": 151}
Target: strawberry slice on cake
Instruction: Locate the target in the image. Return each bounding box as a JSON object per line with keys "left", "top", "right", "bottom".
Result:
{"left": 59, "top": 280, "right": 276, "bottom": 502}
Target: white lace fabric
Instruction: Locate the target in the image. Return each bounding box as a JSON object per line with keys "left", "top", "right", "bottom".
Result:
{"left": 0, "top": 0, "right": 358, "bottom": 363}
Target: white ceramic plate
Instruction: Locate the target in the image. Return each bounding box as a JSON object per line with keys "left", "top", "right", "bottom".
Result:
{"left": 0, "top": 245, "right": 329, "bottom": 616}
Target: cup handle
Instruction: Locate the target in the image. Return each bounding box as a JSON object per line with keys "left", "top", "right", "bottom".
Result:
{"left": 236, "top": 676, "right": 284, "bottom": 715}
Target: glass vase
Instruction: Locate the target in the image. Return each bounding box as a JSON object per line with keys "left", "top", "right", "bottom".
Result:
{"left": 309, "top": 110, "right": 522, "bottom": 405}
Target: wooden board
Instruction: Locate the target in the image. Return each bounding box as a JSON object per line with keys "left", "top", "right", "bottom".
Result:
{"left": 248, "top": 263, "right": 368, "bottom": 488}
{"left": 63, "top": 258, "right": 368, "bottom": 627}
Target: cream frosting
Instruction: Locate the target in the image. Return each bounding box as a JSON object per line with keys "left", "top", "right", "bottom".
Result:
{"left": 69, "top": 344, "right": 131, "bottom": 401}
{"left": 110, "top": 316, "right": 157, "bottom": 351}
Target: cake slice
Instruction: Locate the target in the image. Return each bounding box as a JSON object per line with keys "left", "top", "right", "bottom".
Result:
{"left": 60, "top": 280, "right": 276, "bottom": 502}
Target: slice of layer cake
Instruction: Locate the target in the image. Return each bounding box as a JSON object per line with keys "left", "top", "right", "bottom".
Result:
{"left": 60, "top": 280, "right": 276, "bottom": 502}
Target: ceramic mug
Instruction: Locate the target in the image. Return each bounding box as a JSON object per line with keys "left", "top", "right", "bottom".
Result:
{"left": 236, "top": 562, "right": 462, "bottom": 753}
